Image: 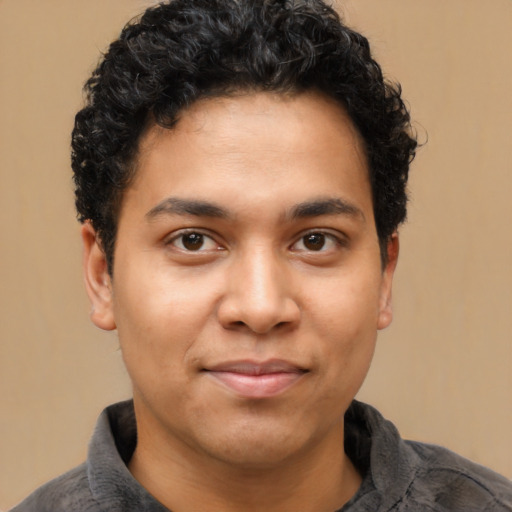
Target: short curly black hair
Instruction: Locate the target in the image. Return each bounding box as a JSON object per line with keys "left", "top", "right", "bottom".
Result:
{"left": 72, "top": 0, "right": 417, "bottom": 273}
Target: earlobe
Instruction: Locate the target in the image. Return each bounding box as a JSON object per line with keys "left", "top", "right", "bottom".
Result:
{"left": 81, "top": 222, "right": 116, "bottom": 331}
{"left": 377, "top": 232, "right": 399, "bottom": 330}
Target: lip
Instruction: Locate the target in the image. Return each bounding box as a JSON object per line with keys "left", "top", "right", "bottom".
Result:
{"left": 204, "top": 359, "right": 308, "bottom": 399}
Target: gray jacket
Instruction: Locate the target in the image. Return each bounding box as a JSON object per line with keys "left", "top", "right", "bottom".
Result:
{"left": 11, "top": 400, "right": 512, "bottom": 511}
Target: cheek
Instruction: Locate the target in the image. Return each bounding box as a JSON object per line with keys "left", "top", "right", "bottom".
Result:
{"left": 315, "top": 315, "right": 377, "bottom": 411}
{"left": 306, "top": 268, "right": 383, "bottom": 337}
{"left": 305, "top": 270, "right": 381, "bottom": 384}
{"left": 111, "top": 267, "right": 218, "bottom": 376}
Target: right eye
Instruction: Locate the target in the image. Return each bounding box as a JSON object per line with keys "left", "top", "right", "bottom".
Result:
{"left": 168, "top": 231, "right": 220, "bottom": 252}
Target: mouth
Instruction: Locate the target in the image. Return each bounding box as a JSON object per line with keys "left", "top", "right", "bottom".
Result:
{"left": 203, "top": 359, "right": 308, "bottom": 399}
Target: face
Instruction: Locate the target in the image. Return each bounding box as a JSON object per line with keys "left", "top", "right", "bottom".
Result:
{"left": 83, "top": 91, "right": 397, "bottom": 469}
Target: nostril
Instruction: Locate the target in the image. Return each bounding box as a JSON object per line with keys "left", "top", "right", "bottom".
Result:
{"left": 217, "top": 294, "right": 301, "bottom": 334}
{"left": 226, "top": 319, "right": 289, "bottom": 332}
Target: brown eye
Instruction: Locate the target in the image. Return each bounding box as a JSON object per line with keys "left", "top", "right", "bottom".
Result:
{"left": 303, "top": 233, "right": 326, "bottom": 251}
{"left": 181, "top": 233, "right": 204, "bottom": 250}
{"left": 290, "top": 231, "right": 343, "bottom": 253}
{"left": 170, "top": 231, "right": 218, "bottom": 252}
{"left": 167, "top": 230, "right": 223, "bottom": 256}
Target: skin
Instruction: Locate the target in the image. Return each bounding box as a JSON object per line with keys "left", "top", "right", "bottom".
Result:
{"left": 82, "top": 91, "right": 398, "bottom": 512}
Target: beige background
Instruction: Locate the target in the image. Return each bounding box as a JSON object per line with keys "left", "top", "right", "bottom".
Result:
{"left": 1, "top": 0, "right": 511, "bottom": 508}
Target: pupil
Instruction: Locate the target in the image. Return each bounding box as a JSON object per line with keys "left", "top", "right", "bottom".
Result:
{"left": 183, "top": 233, "right": 204, "bottom": 250}
{"left": 304, "top": 233, "right": 325, "bottom": 251}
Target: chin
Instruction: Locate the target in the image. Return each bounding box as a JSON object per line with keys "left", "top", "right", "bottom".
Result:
{"left": 197, "top": 417, "right": 323, "bottom": 470}
{"left": 212, "top": 440, "right": 302, "bottom": 470}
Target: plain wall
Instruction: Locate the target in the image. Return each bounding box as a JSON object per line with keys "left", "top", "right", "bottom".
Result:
{"left": 1, "top": 0, "right": 511, "bottom": 508}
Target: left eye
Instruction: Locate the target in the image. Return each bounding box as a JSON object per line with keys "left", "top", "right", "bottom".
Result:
{"left": 291, "top": 232, "right": 340, "bottom": 252}
{"left": 170, "top": 232, "right": 219, "bottom": 251}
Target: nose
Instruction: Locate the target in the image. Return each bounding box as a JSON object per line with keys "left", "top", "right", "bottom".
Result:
{"left": 217, "top": 247, "right": 301, "bottom": 334}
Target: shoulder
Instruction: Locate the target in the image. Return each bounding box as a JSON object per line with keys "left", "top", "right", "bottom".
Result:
{"left": 9, "top": 463, "right": 100, "bottom": 512}
{"left": 347, "top": 401, "right": 512, "bottom": 511}
{"left": 403, "top": 440, "right": 512, "bottom": 511}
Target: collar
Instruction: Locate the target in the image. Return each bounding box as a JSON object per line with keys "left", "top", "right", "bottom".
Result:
{"left": 86, "top": 400, "right": 416, "bottom": 511}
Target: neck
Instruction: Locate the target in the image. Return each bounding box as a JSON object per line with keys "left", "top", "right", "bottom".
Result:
{"left": 129, "top": 418, "right": 362, "bottom": 512}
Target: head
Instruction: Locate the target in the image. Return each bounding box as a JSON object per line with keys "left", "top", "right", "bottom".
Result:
{"left": 76, "top": 0, "right": 417, "bottom": 484}
{"left": 72, "top": 0, "right": 416, "bottom": 274}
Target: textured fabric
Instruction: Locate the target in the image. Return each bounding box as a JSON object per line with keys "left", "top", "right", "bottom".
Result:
{"left": 11, "top": 400, "right": 512, "bottom": 511}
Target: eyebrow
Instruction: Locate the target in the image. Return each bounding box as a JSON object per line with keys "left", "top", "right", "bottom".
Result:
{"left": 289, "top": 197, "right": 365, "bottom": 222}
{"left": 145, "top": 197, "right": 229, "bottom": 220}
{"left": 145, "top": 196, "right": 365, "bottom": 223}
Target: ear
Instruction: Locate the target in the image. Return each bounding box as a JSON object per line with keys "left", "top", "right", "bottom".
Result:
{"left": 81, "top": 222, "right": 116, "bottom": 331}
{"left": 377, "top": 232, "right": 399, "bottom": 330}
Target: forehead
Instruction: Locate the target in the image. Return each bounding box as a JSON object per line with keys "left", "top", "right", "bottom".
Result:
{"left": 125, "top": 91, "right": 372, "bottom": 220}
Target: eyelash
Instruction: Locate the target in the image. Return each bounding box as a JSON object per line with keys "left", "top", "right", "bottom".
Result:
{"left": 165, "top": 229, "right": 221, "bottom": 252}
{"left": 290, "top": 230, "right": 347, "bottom": 253}
{"left": 165, "top": 228, "right": 347, "bottom": 255}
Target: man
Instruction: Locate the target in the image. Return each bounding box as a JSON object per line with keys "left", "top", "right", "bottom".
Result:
{"left": 12, "top": 0, "right": 512, "bottom": 511}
